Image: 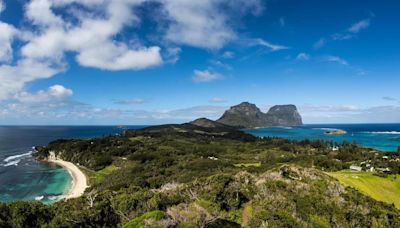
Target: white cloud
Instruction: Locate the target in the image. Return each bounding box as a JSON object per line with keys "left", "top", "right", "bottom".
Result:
{"left": 114, "top": 98, "right": 146, "bottom": 105}
{"left": 162, "top": 1, "right": 234, "bottom": 49}
{"left": 162, "top": 0, "right": 263, "bottom": 49}
{"left": 164, "top": 47, "right": 181, "bottom": 64}
{"left": 247, "top": 38, "right": 289, "bottom": 51}
{"left": 322, "top": 55, "right": 348, "bottom": 65}
{"left": 0, "top": 0, "right": 5, "bottom": 14}
{"left": 0, "top": 59, "right": 64, "bottom": 100}
{"left": 22, "top": 0, "right": 163, "bottom": 70}
{"left": 0, "top": 0, "right": 164, "bottom": 100}
{"left": 348, "top": 19, "right": 370, "bottom": 33}
{"left": 222, "top": 51, "right": 235, "bottom": 59}
{"left": 193, "top": 69, "right": 222, "bottom": 82}
{"left": 0, "top": 22, "right": 17, "bottom": 62}
{"left": 296, "top": 52, "right": 310, "bottom": 61}
{"left": 15, "top": 85, "right": 73, "bottom": 103}
{"left": 209, "top": 97, "right": 227, "bottom": 103}
{"left": 0, "top": 0, "right": 266, "bottom": 102}
{"left": 313, "top": 38, "right": 326, "bottom": 49}
{"left": 329, "top": 19, "right": 371, "bottom": 41}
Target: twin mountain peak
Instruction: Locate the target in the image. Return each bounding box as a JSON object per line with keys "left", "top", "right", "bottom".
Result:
{"left": 191, "top": 102, "right": 302, "bottom": 129}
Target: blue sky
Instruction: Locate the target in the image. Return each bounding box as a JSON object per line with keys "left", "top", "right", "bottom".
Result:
{"left": 0, "top": 0, "right": 399, "bottom": 125}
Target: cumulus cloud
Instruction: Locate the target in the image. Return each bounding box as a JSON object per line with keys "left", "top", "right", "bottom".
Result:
{"left": 15, "top": 85, "right": 73, "bottom": 103}
{"left": 193, "top": 69, "right": 222, "bottom": 82}
{"left": 296, "top": 53, "right": 310, "bottom": 61}
{"left": 0, "top": 59, "right": 64, "bottom": 100}
{"left": 0, "top": 0, "right": 266, "bottom": 102}
{"left": 162, "top": 0, "right": 263, "bottom": 49}
{"left": 0, "top": 22, "right": 16, "bottom": 62}
{"left": 21, "top": 0, "right": 163, "bottom": 70}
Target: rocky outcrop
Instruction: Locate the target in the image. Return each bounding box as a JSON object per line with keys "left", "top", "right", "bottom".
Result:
{"left": 216, "top": 102, "right": 302, "bottom": 128}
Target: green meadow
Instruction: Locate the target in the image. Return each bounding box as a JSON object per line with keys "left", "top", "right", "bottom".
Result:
{"left": 329, "top": 171, "right": 400, "bottom": 208}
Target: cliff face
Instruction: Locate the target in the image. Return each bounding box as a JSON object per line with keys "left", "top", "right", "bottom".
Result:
{"left": 265, "top": 105, "right": 303, "bottom": 127}
{"left": 216, "top": 102, "right": 302, "bottom": 128}
{"left": 216, "top": 102, "right": 268, "bottom": 128}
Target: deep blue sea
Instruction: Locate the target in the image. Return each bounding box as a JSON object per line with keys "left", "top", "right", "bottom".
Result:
{"left": 0, "top": 126, "right": 144, "bottom": 204}
{"left": 246, "top": 123, "right": 400, "bottom": 152}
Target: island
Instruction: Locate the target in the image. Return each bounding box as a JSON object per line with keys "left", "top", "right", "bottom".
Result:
{"left": 1, "top": 111, "right": 399, "bottom": 227}
{"left": 324, "top": 129, "right": 348, "bottom": 135}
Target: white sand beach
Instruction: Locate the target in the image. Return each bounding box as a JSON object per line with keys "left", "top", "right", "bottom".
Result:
{"left": 47, "top": 152, "right": 88, "bottom": 199}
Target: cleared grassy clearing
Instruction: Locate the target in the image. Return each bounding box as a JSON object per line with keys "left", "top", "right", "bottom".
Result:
{"left": 234, "top": 162, "right": 261, "bottom": 168}
{"left": 329, "top": 171, "right": 400, "bottom": 208}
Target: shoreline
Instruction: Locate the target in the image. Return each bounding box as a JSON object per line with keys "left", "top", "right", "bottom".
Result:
{"left": 47, "top": 153, "right": 88, "bottom": 200}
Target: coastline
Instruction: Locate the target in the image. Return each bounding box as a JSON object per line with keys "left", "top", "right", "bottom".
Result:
{"left": 47, "top": 152, "right": 88, "bottom": 199}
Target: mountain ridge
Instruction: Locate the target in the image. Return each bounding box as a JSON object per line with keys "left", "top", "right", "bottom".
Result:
{"left": 216, "top": 102, "right": 303, "bottom": 128}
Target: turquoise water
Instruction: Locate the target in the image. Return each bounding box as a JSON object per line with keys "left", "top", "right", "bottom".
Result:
{"left": 0, "top": 126, "right": 144, "bottom": 203}
{"left": 246, "top": 124, "right": 400, "bottom": 152}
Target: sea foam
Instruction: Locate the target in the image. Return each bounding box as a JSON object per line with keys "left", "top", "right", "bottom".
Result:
{"left": 3, "top": 160, "right": 21, "bottom": 167}
{"left": 3, "top": 151, "right": 32, "bottom": 163}
{"left": 365, "top": 131, "right": 400, "bottom": 135}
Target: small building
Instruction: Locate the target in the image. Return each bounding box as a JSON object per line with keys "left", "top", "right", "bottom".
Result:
{"left": 350, "top": 165, "right": 362, "bottom": 172}
{"left": 382, "top": 156, "right": 389, "bottom": 160}
{"left": 376, "top": 167, "right": 391, "bottom": 173}
{"left": 208, "top": 156, "right": 219, "bottom": 161}
{"left": 332, "top": 146, "right": 339, "bottom": 151}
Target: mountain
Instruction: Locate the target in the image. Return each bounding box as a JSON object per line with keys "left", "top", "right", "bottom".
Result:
{"left": 217, "top": 102, "right": 302, "bottom": 128}
{"left": 265, "top": 105, "right": 303, "bottom": 127}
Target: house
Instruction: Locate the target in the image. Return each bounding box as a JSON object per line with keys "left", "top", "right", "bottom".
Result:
{"left": 332, "top": 146, "right": 339, "bottom": 151}
{"left": 350, "top": 165, "right": 362, "bottom": 172}
{"left": 208, "top": 156, "right": 219, "bottom": 161}
{"left": 382, "top": 156, "right": 389, "bottom": 160}
{"left": 376, "top": 167, "right": 391, "bottom": 173}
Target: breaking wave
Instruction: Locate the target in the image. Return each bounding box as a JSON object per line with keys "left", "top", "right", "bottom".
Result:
{"left": 4, "top": 151, "right": 33, "bottom": 163}
{"left": 364, "top": 131, "right": 400, "bottom": 135}
{"left": 3, "top": 160, "right": 21, "bottom": 167}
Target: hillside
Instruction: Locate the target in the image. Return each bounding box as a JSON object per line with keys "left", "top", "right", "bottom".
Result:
{"left": 1, "top": 124, "right": 400, "bottom": 227}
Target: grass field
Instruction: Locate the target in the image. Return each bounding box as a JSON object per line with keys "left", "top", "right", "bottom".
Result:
{"left": 329, "top": 171, "right": 400, "bottom": 208}
{"left": 234, "top": 162, "right": 261, "bottom": 168}
{"left": 94, "top": 165, "right": 118, "bottom": 183}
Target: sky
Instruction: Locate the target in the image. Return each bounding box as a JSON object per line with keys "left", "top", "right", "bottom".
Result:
{"left": 0, "top": 0, "right": 399, "bottom": 125}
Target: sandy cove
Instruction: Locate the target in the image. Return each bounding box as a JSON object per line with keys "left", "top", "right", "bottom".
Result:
{"left": 47, "top": 152, "right": 88, "bottom": 199}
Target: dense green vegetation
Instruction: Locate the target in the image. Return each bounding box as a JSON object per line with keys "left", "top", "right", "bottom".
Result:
{"left": 1, "top": 123, "right": 400, "bottom": 227}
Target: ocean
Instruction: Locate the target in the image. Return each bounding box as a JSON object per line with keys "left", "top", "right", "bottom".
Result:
{"left": 0, "top": 126, "right": 144, "bottom": 204}
{"left": 1, "top": 124, "right": 399, "bottom": 204}
{"left": 246, "top": 123, "right": 400, "bottom": 152}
